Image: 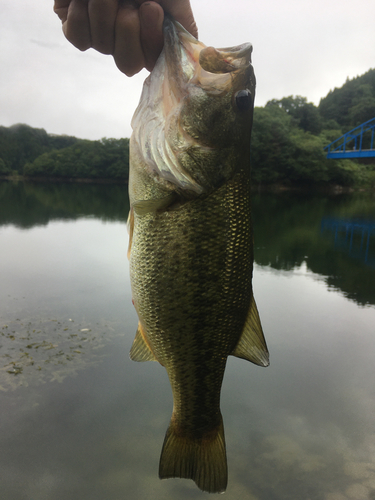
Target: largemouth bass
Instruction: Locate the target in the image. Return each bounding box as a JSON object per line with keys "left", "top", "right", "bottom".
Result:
{"left": 128, "top": 16, "right": 269, "bottom": 494}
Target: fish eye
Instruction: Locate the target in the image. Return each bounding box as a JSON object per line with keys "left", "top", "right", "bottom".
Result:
{"left": 235, "top": 90, "right": 252, "bottom": 112}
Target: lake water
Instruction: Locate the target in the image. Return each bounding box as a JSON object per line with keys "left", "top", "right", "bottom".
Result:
{"left": 1, "top": 180, "right": 375, "bottom": 500}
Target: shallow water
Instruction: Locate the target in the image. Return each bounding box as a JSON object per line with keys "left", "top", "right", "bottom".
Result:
{"left": 1, "top": 181, "right": 375, "bottom": 500}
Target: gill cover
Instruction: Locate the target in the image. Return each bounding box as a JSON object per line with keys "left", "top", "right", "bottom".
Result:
{"left": 131, "top": 17, "right": 255, "bottom": 196}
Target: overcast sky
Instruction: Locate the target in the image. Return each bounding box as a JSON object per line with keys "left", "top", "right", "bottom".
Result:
{"left": 1, "top": 0, "right": 374, "bottom": 140}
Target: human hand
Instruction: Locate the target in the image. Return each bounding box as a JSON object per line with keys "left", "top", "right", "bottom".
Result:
{"left": 54, "top": 0, "right": 198, "bottom": 76}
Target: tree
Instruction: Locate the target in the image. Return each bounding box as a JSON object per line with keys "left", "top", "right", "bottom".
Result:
{"left": 0, "top": 124, "right": 78, "bottom": 173}
{"left": 251, "top": 105, "right": 295, "bottom": 184}
{"left": 319, "top": 68, "right": 375, "bottom": 128}
{"left": 24, "top": 137, "right": 130, "bottom": 180}
{"left": 266, "top": 96, "right": 322, "bottom": 135}
{"left": 0, "top": 157, "right": 12, "bottom": 175}
{"left": 250, "top": 103, "right": 360, "bottom": 187}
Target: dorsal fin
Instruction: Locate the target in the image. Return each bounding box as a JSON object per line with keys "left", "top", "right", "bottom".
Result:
{"left": 231, "top": 295, "right": 269, "bottom": 367}
{"left": 129, "top": 322, "right": 158, "bottom": 362}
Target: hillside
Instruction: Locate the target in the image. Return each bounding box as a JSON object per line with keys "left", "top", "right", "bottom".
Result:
{"left": 319, "top": 68, "right": 375, "bottom": 128}
{"left": 0, "top": 124, "right": 129, "bottom": 181}
{"left": 0, "top": 124, "right": 77, "bottom": 175}
{"left": 1, "top": 68, "right": 374, "bottom": 187}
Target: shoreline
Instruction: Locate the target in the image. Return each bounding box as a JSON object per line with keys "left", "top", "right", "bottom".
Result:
{"left": 0, "top": 175, "right": 374, "bottom": 193}
{"left": 0, "top": 175, "right": 127, "bottom": 185}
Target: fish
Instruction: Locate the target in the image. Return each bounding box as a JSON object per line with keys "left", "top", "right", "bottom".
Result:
{"left": 127, "top": 16, "right": 269, "bottom": 494}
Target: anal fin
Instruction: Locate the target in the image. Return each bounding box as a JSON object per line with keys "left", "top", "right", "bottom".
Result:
{"left": 231, "top": 295, "right": 269, "bottom": 367}
{"left": 129, "top": 322, "right": 157, "bottom": 362}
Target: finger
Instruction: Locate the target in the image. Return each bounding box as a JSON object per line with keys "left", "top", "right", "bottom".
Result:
{"left": 114, "top": 5, "right": 145, "bottom": 77}
{"left": 62, "top": 0, "right": 92, "bottom": 51}
{"left": 139, "top": 2, "right": 164, "bottom": 72}
{"left": 88, "top": 0, "right": 118, "bottom": 55}
{"left": 53, "top": 0, "right": 70, "bottom": 23}
{"left": 141, "top": 0, "right": 198, "bottom": 39}
{"left": 164, "top": 0, "right": 198, "bottom": 39}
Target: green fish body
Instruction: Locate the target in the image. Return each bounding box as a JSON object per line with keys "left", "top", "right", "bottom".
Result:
{"left": 128, "top": 17, "right": 269, "bottom": 494}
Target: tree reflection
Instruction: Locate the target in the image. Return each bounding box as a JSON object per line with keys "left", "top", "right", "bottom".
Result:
{"left": 1, "top": 181, "right": 374, "bottom": 306}
{"left": 251, "top": 191, "right": 375, "bottom": 306}
{"left": 0, "top": 181, "right": 129, "bottom": 228}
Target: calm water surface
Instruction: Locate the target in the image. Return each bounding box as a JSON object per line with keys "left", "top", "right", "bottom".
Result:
{"left": 1, "top": 181, "right": 375, "bottom": 500}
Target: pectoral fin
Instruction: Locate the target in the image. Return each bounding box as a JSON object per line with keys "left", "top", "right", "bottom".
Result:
{"left": 132, "top": 193, "right": 178, "bottom": 216}
{"left": 231, "top": 295, "right": 269, "bottom": 367}
{"left": 129, "top": 322, "right": 158, "bottom": 362}
{"left": 127, "top": 208, "right": 134, "bottom": 259}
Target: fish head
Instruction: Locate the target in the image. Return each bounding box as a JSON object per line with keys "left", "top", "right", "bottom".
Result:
{"left": 131, "top": 17, "right": 255, "bottom": 197}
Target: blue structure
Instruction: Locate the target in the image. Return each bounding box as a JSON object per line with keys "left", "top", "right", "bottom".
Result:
{"left": 321, "top": 217, "right": 375, "bottom": 268}
{"left": 324, "top": 117, "right": 375, "bottom": 159}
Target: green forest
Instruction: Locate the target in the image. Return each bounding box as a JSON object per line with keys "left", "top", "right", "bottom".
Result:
{"left": 0, "top": 126, "right": 129, "bottom": 181}
{"left": 1, "top": 67, "right": 375, "bottom": 188}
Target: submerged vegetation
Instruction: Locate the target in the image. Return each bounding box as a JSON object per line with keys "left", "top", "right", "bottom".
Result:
{"left": 1, "top": 68, "right": 374, "bottom": 188}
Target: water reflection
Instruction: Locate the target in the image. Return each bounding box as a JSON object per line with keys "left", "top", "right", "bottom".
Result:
{"left": 251, "top": 191, "right": 375, "bottom": 306}
{"left": 0, "top": 180, "right": 129, "bottom": 227}
{"left": 1, "top": 182, "right": 375, "bottom": 307}
{"left": 321, "top": 217, "right": 375, "bottom": 268}
{"left": 0, "top": 214, "right": 130, "bottom": 392}
{"left": 1, "top": 181, "right": 375, "bottom": 499}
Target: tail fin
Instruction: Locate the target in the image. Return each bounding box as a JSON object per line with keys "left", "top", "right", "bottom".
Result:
{"left": 159, "top": 415, "right": 227, "bottom": 493}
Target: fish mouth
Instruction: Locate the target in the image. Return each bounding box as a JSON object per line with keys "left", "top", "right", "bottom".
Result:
{"left": 163, "top": 16, "right": 253, "bottom": 95}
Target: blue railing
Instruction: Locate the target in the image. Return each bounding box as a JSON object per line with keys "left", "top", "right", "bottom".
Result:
{"left": 324, "top": 117, "right": 375, "bottom": 159}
